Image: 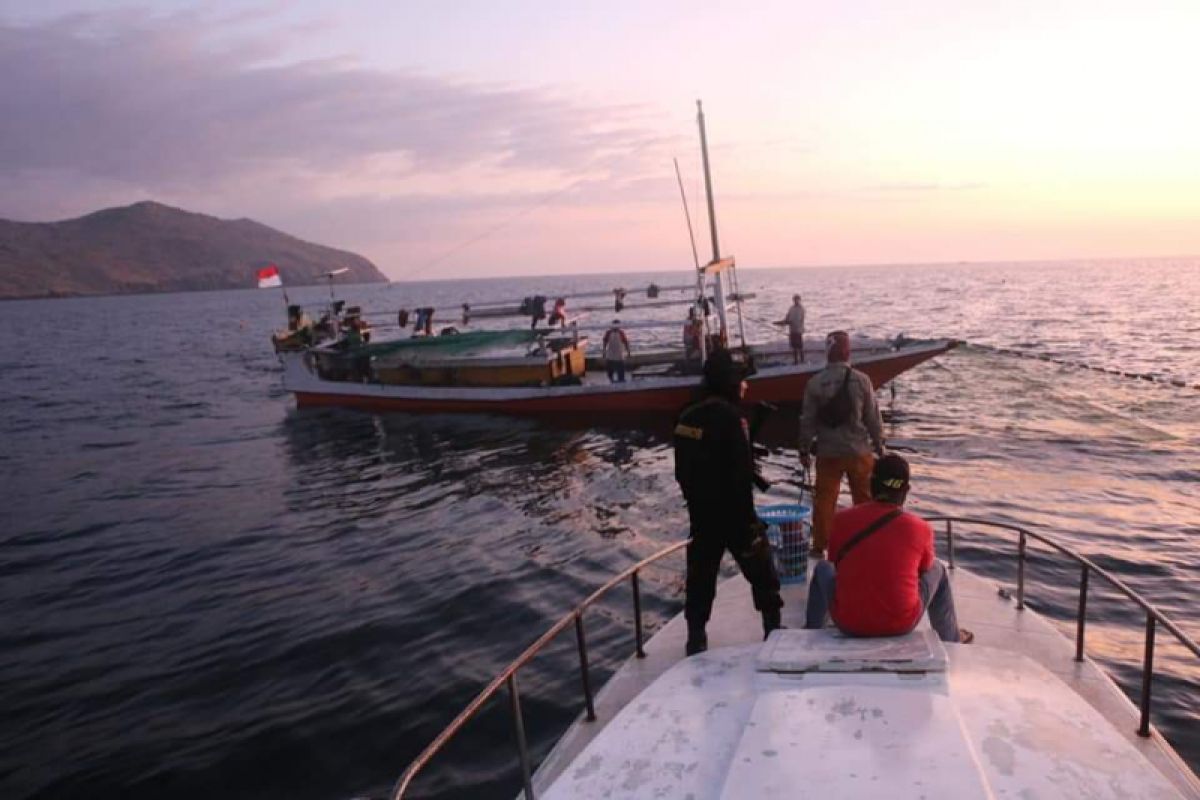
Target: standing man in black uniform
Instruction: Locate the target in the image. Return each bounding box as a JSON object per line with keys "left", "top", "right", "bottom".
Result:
{"left": 673, "top": 348, "right": 784, "bottom": 656}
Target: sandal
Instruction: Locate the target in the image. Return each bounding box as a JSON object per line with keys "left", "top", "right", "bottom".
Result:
{"left": 958, "top": 628, "right": 975, "bottom": 644}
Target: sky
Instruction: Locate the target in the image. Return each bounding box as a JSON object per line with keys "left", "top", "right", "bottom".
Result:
{"left": 3, "top": 0, "right": 1200, "bottom": 281}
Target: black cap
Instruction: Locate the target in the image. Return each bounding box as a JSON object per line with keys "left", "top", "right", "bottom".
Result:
{"left": 873, "top": 453, "right": 910, "bottom": 493}
{"left": 702, "top": 347, "right": 734, "bottom": 379}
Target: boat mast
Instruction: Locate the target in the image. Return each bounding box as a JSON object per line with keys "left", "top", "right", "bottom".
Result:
{"left": 697, "top": 100, "right": 731, "bottom": 348}
{"left": 698, "top": 101, "right": 721, "bottom": 266}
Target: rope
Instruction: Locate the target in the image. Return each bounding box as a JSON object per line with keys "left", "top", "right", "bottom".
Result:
{"left": 961, "top": 341, "right": 1199, "bottom": 391}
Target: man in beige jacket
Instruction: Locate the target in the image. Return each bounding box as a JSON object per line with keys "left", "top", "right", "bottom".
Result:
{"left": 798, "top": 331, "right": 885, "bottom": 557}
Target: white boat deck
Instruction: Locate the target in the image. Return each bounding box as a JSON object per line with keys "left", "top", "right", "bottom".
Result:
{"left": 531, "top": 565, "right": 1200, "bottom": 798}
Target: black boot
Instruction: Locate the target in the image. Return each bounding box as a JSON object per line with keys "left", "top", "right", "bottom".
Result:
{"left": 762, "top": 608, "right": 783, "bottom": 640}
{"left": 685, "top": 620, "right": 708, "bottom": 656}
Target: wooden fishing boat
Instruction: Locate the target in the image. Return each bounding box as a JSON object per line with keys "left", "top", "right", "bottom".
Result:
{"left": 279, "top": 335, "right": 954, "bottom": 414}
{"left": 270, "top": 101, "right": 957, "bottom": 415}
{"left": 272, "top": 253, "right": 956, "bottom": 416}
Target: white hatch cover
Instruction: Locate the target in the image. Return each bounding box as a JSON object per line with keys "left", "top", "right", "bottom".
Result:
{"left": 756, "top": 627, "right": 949, "bottom": 673}
{"left": 720, "top": 680, "right": 990, "bottom": 799}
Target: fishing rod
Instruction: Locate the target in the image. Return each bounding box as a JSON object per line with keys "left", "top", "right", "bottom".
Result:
{"left": 465, "top": 282, "right": 696, "bottom": 309}
{"left": 335, "top": 282, "right": 696, "bottom": 323}
{"left": 345, "top": 294, "right": 717, "bottom": 323}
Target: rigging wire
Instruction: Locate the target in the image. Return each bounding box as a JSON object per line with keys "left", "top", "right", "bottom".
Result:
{"left": 673, "top": 157, "right": 701, "bottom": 272}
{"left": 674, "top": 155, "right": 712, "bottom": 352}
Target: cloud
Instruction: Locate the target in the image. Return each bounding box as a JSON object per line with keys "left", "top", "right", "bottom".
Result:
{"left": 0, "top": 8, "right": 680, "bottom": 269}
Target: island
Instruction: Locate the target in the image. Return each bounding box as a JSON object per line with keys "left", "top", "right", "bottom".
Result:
{"left": 0, "top": 201, "right": 388, "bottom": 299}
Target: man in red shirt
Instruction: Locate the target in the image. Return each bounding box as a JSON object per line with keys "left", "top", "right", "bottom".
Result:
{"left": 804, "top": 454, "right": 971, "bottom": 643}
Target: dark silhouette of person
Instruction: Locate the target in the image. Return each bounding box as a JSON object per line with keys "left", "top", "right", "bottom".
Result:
{"left": 674, "top": 348, "right": 783, "bottom": 655}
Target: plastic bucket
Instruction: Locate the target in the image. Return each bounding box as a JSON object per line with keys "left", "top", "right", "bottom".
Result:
{"left": 758, "top": 503, "right": 812, "bottom": 584}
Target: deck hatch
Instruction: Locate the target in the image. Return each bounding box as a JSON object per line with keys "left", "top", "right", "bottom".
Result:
{"left": 756, "top": 628, "right": 949, "bottom": 673}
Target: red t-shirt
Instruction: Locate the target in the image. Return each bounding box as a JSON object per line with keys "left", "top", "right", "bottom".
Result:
{"left": 829, "top": 501, "right": 934, "bottom": 636}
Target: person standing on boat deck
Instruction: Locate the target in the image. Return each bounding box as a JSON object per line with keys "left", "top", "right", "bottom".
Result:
{"left": 547, "top": 297, "right": 568, "bottom": 328}
{"left": 804, "top": 455, "right": 972, "bottom": 643}
{"left": 674, "top": 348, "right": 784, "bottom": 656}
{"left": 683, "top": 307, "right": 704, "bottom": 361}
{"left": 799, "top": 330, "right": 884, "bottom": 558}
{"left": 780, "top": 294, "right": 807, "bottom": 364}
{"left": 602, "top": 319, "right": 631, "bottom": 383}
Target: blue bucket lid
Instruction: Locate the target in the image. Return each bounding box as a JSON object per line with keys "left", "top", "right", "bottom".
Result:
{"left": 757, "top": 503, "right": 811, "bottom": 522}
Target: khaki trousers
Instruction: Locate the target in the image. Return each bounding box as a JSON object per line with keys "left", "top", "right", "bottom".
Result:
{"left": 811, "top": 453, "right": 875, "bottom": 551}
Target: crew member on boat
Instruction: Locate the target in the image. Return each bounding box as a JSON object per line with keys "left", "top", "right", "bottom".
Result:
{"left": 547, "top": 297, "right": 568, "bottom": 328}
{"left": 342, "top": 307, "right": 371, "bottom": 345}
{"left": 602, "top": 319, "right": 631, "bottom": 382}
{"left": 280, "top": 303, "right": 314, "bottom": 347}
{"left": 674, "top": 348, "right": 783, "bottom": 656}
{"left": 683, "top": 307, "right": 704, "bottom": 361}
{"left": 804, "top": 454, "right": 972, "bottom": 643}
{"left": 313, "top": 310, "right": 338, "bottom": 343}
{"left": 799, "top": 330, "right": 884, "bottom": 558}
{"left": 287, "top": 304, "right": 312, "bottom": 333}
{"left": 780, "top": 294, "right": 806, "bottom": 364}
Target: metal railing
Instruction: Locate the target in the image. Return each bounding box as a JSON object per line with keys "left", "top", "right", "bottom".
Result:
{"left": 393, "top": 518, "right": 1200, "bottom": 799}
{"left": 926, "top": 516, "right": 1200, "bottom": 738}
{"left": 389, "top": 540, "right": 688, "bottom": 800}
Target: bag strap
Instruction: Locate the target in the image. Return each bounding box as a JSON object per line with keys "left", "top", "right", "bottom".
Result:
{"left": 819, "top": 366, "right": 852, "bottom": 411}
{"left": 833, "top": 508, "right": 903, "bottom": 566}
{"left": 827, "top": 365, "right": 851, "bottom": 397}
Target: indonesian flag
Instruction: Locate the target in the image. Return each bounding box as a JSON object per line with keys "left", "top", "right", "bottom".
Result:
{"left": 256, "top": 265, "right": 283, "bottom": 288}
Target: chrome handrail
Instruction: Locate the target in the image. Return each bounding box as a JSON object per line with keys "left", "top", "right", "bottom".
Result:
{"left": 394, "top": 517, "right": 1200, "bottom": 798}
{"left": 390, "top": 540, "right": 689, "bottom": 800}
{"left": 926, "top": 516, "right": 1200, "bottom": 738}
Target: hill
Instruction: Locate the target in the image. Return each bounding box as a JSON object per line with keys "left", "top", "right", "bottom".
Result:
{"left": 0, "top": 201, "right": 388, "bottom": 299}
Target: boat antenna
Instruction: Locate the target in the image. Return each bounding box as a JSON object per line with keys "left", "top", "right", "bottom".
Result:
{"left": 325, "top": 267, "right": 350, "bottom": 305}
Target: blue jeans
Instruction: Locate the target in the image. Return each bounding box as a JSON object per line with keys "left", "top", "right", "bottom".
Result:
{"left": 804, "top": 559, "right": 961, "bottom": 642}
{"left": 606, "top": 360, "right": 626, "bottom": 382}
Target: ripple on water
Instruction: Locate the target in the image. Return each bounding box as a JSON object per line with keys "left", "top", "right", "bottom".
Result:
{"left": 1, "top": 261, "right": 1198, "bottom": 799}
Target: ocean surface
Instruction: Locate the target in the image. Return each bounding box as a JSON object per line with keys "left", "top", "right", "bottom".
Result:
{"left": 1, "top": 258, "right": 1197, "bottom": 799}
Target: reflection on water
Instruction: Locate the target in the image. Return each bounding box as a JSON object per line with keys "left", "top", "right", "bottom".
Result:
{"left": 0, "top": 259, "right": 1197, "bottom": 799}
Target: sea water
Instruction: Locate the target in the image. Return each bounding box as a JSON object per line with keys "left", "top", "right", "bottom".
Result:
{"left": 1, "top": 258, "right": 1197, "bottom": 799}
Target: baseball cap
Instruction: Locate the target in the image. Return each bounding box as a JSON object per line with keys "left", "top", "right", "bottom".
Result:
{"left": 825, "top": 330, "right": 851, "bottom": 363}
{"left": 873, "top": 453, "right": 910, "bottom": 491}
{"left": 702, "top": 347, "right": 752, "bottom": 393}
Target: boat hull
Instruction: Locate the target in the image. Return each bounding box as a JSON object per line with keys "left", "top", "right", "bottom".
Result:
{"left": 282, "top": 340, "right": 957, "bottom": 415}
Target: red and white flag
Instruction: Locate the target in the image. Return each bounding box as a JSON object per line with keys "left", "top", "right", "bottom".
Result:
{"left": 256, "top": 265, "right": 283, "bottom": 289}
